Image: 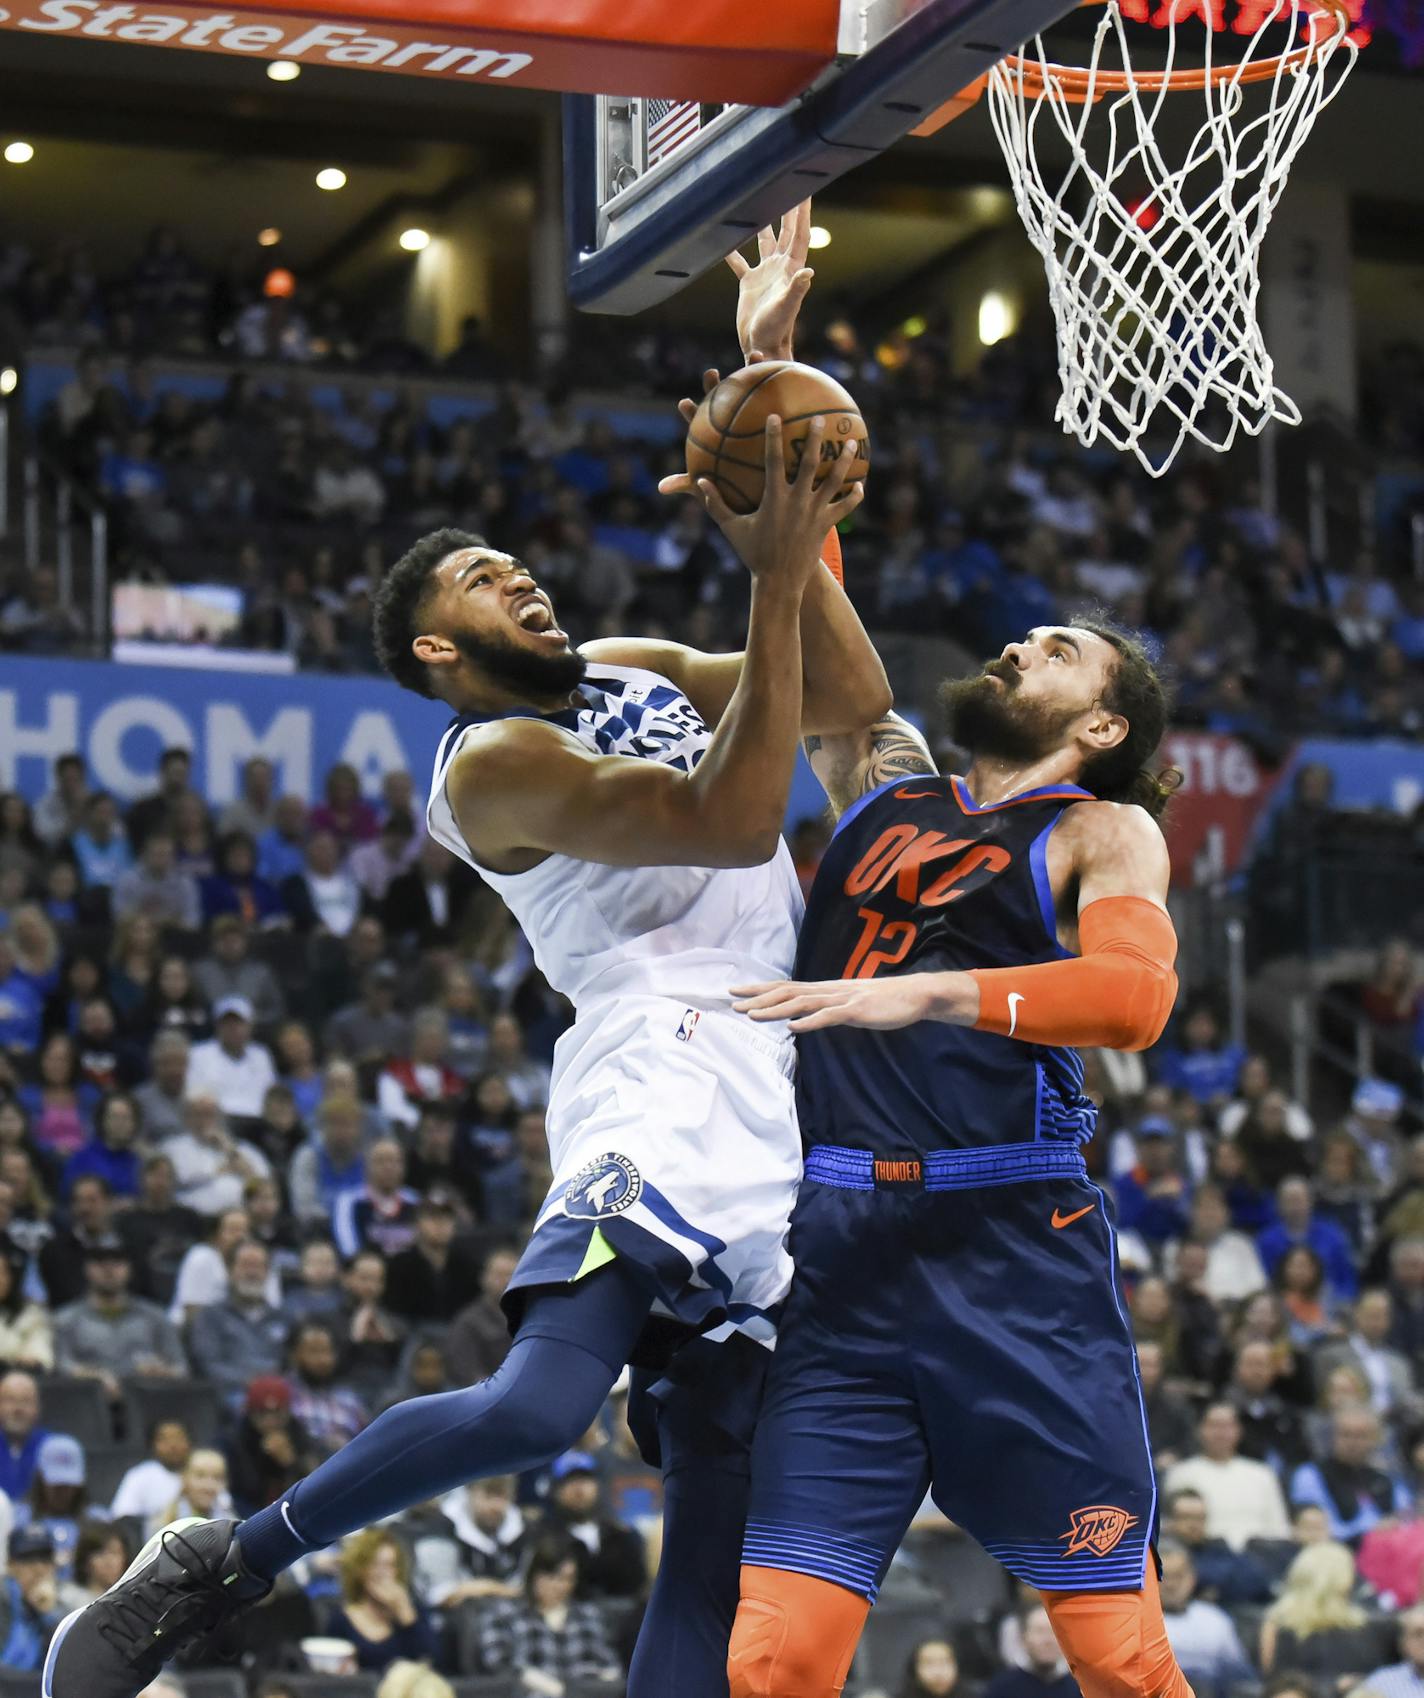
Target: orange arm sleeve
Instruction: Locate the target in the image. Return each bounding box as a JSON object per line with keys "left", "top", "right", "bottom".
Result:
{"left": 820, "top": 526, "right": 843, "bottom": 586}
{"left": 968, "top": 894, "right": 1178, "bottom": 1053}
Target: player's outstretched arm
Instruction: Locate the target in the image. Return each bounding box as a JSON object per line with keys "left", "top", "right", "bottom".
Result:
{"left": 803, "top": 712, "right": 938, "bottom": 821}
{"left": 732, "top": 802, "right": 1178, "bottom": 1050}
{"left": 449, "top": 419, "right": 863, "bottom": 872}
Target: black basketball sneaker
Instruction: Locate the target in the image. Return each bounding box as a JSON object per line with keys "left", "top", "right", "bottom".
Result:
{"left": 43, "top": 1517, "right": 270, "bottom": 1698}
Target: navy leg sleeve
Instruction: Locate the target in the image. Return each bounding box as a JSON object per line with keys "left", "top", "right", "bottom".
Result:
{"left": 238, "top": 1263, "right": 650, "bottom": 1579}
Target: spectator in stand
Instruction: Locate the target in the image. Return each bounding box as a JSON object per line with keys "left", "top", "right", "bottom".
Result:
{"left": 33, "top": 754, "right": 91, "bottom": 850}
{"left": 413, "top": 1476, "right": 527, "bottom": 1607}
{"left": 19, "top": 1032, "right": 99, "bottom": 1159}
{"left": 273, "top": 1021, "right": 323, "bottom": 1123}
{"left": 133, "top": 1032, "right": 191, "bottom": 1143}
{"left": 125, "top": 748, "right": 200, "bottom": 854}
{"left": 108, "top": 1419, "right": 190, "bottom": 1525}
{"left": 186, "top": 1238, "right": 288, "bottom": 1411}
{"left": 1260, "top": 1177, "right": 1361, "bottom": 1303}
{"left": 1356, "top": 940, "right": 1423, "bottom": 1057}
{"left": 1162, "top": 1489, "right": 1274, "bottom": 1605}
{"left": 1165, "top": 1402, "right": 1293, "bottom": 1549}
{"left": 981, "top": 1606, "right": 1077, "bottom": 1698}
{"left": 120, "top": 1154, "right": 201, "bottom": 1303}
{"left": 1349, "top": 1079, "right": 1409, "bottom": 1192}
{"left": 285, "top": 1320, "right": 369, "bottom": 1456}
{"left": 198, "top": 833, "right": 285, "bottom": 928}
{"left": 63, "top": 1090, "right": 144, "bottom": 1201}
{"left": 1219, "top": 1055, "right": 1313, "bottom": 1143}
{"left": 186, "top": 997, "right": 278, "bottom": 1118}
{"left": 323, "top": 963, "right": 411, "bottom": 1070}
{"left": 112, "top": 832, "right": 200, "bottom": 930}
{"left": 893, "top": 1638, "right": 965, "bottom": 1698}
{"left": 69, "top": 792, "right": 133, "bottom": 895}
{"left": 340, "top": 1250, "right": 406, "bottom": 1398}
{"left": 155, "top": 1447, "right": 234, "bottom": 1532}
{"left": 329, "top": 1527, "right": 439, "bottom": 1675}
{"left": 1238, "top": 1092, "right": 1316, "bottom": 1191}
{"left": 168, "top": 1205, "right": 280, "bottom": 1326}
{"left": 483, "top": 1012, "right": 551, "bottom": 1112}
{"left": 542, "top": 1451, "right": 646, "bottom": 1600}
{"left": 474, "top": 1530, "right": 620, "bottom": 1690}
{"left": 0, "top": 1245, "right": 52, "bottom": 1371}
{"left": 1315, "top": 1290, "right": 1416, "bottom": 1418}
{"left": 289, "top": 1093, "right": 368, "bottom": 1225}
{"left": 382, "top": 1191, "right": 482, "bottom": 1324}
{"left": 0, "top": 1524, "right": 65, "bottom": 1671}
{"left": 1259, "top": 1540, "right": 1389, "bottom": 1686}
{"left": 1359, "top": 1603, "right": 1424, "bottom": 1698}
{"left": 192, "top": 917, "right": 284, "bottom": 1029}
{"left": 0, "top": 797, "right": 44, "bottom": 889}
{"left": 1389, "top": 1237, "right": 1424, "bottom": 1368}
{"left": 0, "top": 1371, "right": 51, "bottom": 1502}
{"left": 1210, "top": 1136, "right": 1272, "bottom": 1234}
{"left": 58, "top": 1521, "right": 132, "bottom": 1613}
{"left": 1315, "top": 1133, "right": 1379, "bottom": 1259}
{"left": 381, "top": 837, "right": 475, "bottom": 950}
{"left": 310, "top": 763, "right": 380, "bottom": 850}
{"left": 1277, "top": 1245, "right": 1338, "bottom": 1347}
{"left": 464, "top": 1073, "right": 526, "bottom": 1226}
{"left": 218, "top": 758, "right": 278, "bottom": 842}
{"left": 280, "top": 830, "right": 361, "bottom": 936}
{"left": 166, "top": 1087, "right": 271, "bottom": 1216}
{"left": 1176, "top": 1185, "right": 1268, "bottom": 1304}
{"left": 53, "top": 1243, "right": 184, "bottom": 1400}
{"left": 1156, "top": 1540, "right": 1256, "bottom": 1695}
{"left": 1137, "top": 1339, "right": 1198, "bottom": 1469}
{"left": 1113, "top": 1118, "right": 1191, "bottom": 1246}
{"left": 1132, "top": 1273, "right": 1220, "bottom": 1389}
{"left": 377, "top": 1008, "right": 466, "bottom": 1130}
{"left": 38, "top": 1174, "right": 123, "bottom": 1306}
{"left": 0, "top": 934, "right": 45, "bottom": 1059}
{"left": 333, "top": 1138, "right": 420, "bottom": 1259}
{"left": 445, "top": 1245, "right": 519, "bottom": 1386}
{"left": 226, "top": 1374, "right": 320, "bottom": 1515}
{"left": 405, "top": 1101, "right": 479, "bottom": 1215}
{"left": 1227, "top": 1339, "right": 1311, "bottom": 1477}
{"left": 1154, "top": 1004, "right": 1246, "bottom": 1108}
{"left": 1291, "top": 1405, "right": 1412, "bottom": 1544}
{"left": 284, "top": 1238, "right": 345, "bottom": 1328}
{"left": 350, "top": 812, "right": 419, "bottom": 904}
{"left": 1377, "top": 1139, "right": 1424, "bottom": 1268}
{"left": 256, "top": 794, "right": 309, "bottom": 888}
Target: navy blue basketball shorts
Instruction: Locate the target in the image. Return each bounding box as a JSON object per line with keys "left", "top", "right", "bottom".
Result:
{"left": 743, "top": 1144, "right": 1157, "bottom": 1603}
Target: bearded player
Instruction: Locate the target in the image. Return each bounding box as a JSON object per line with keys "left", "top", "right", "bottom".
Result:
{"left": 725, "top": 623, "right": 1195, "bottom": 1698}
{"left": 46, "top": 210, "right": 887, "bottom": 1698}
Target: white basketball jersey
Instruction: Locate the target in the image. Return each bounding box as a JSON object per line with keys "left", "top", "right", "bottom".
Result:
{"left": 425, "top": 662, "right": 804, "bottom": 1012}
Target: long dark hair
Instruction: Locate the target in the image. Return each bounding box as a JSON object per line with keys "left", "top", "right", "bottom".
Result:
{"left": 1069, "top": 616, "right": 1180, "bottom": 821}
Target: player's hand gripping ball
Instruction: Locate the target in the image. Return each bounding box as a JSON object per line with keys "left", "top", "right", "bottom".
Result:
{"left": 685, "top": 361, "right": 870, "bottom": 515}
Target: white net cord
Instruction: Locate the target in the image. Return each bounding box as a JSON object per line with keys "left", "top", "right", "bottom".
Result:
{"left": 985, "top": 0, "right": 1359, "bottom": 475}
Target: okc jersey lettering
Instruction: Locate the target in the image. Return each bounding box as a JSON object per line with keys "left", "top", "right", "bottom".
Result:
{"left": 795, "top": 774, "right": 1098, "bottom": 1156}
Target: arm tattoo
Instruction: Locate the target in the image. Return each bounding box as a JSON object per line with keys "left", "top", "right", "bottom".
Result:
{"left": 860, "top": 718, "right": 937, "bottom": 793}
{"left": 804, "top": 713, "right": 937, "bottom": 819}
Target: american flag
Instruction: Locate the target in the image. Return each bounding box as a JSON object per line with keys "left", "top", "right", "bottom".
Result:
{"left": 646, "top": 99, "right": 703, "bottom": 164}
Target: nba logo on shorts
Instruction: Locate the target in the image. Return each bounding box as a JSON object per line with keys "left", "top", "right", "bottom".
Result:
{"left": 675, "top": 1008, "right": 700, "bottom": 1042}
{"left": 565, "top": 1153, "right": 642, "bottom": 1219}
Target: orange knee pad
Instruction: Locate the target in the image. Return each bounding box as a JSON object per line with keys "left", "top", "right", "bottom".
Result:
{"left": 1041, "top": 1565, "right": 1196, "bottom": 1698}
{"left": 727, "top": 1565, "right": 870, "bottom": 1698}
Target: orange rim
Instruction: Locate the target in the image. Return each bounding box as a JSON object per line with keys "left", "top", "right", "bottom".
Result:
{"left": 997, "top": 0, "right": 1352, "bottom": 99}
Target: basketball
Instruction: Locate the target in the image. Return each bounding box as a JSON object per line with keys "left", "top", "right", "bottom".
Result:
{"left": 685, "top": 361, "right": 871, "bottom": 515}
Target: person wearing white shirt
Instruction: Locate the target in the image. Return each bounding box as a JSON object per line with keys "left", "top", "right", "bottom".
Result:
{"left": 1164, "top": 1186, "right": 1267, "bottom": 1305}
{"left": 283, "top": 832, "right": 362, "bottom": 938}
{"left": 109, "top": 1420, "right": 191, "bottom": 1525}
{"left": 1164, "top": 1403, "right": 1292, "bottom": 1551}
{"left": 1361, "top": 1606, "right": 1424, "bottom": 1698}
{"left": 1157, "top": 1540, "right": 1256, "bottom": 1691}
{"left": 162, "top": 1091, "right": 272, "bottom": 1220}
{"left": 186, "top": 998, "right": 278, "bottom": 1119}
{"left": 168, "top": 1205, "right": 281, "bottom": 1326}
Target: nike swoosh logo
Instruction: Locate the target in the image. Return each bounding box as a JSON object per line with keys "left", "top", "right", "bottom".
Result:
{"left": 1051, "top": 1204, "right": 1095, "bottom": 1229}
{"left": 894, "top": 787, "right": 941, "bottom": 800}
{"left": 1007, "top": 991, "right": 1025, "bottom": 1036}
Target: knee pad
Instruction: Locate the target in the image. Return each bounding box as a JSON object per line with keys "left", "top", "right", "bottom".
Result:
{"left": 727, "top": 1567, "right": 869, "bottom": 1698}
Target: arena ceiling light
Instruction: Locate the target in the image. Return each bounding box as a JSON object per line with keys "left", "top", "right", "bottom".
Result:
{"left": 315, "top": 167, "right": 347, "bottom": 191}
{"left": 807, "top": 225, "right": 832, "bottom": 249}
{"left": 978, "top": 290, "right": 1016, "bottom": 347}
{"left": 399, "top": 228, "right": 431, "bottom": 252}
{"left": 258, "top": 227, "right": 282, "bottom": 247}
{"left": 3, "top": 142, "right": 34, "bottom": 165}
{"left": 266, "top": 60, "right": 301, "bottom": 81}
{"left": 0, "top": 368, "right": 17, "bottom": 396}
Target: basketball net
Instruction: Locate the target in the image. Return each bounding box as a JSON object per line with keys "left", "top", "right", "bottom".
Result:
{"left": 983, "top": 0, "right": 1359, "bottom": 475}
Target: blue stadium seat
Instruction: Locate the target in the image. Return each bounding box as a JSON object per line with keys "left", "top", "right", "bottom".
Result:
{"left": 85, "top": 1441, "right": 146, "bottom": 1506}
{"left": 123, "top": 1377, "right": 222, "bottom": 1449}
{"left": 39, "top": 1374, "right": 114, "bottom": 1448}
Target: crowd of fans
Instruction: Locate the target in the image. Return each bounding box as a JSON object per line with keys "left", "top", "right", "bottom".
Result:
{"left": 0, "top": 226, "right": 1422, "bottom": 758}
{"left": 0, "top": 744, "right": 1419, "bottom": 1694}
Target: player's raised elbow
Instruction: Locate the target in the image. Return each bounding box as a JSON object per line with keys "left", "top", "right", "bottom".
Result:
{"left": 804, "top": 676, "right": 893, "bottom": 738}
{"left": 1112, "top": 962, "right": 1179, "bottom": 1052}
{"left": 708, "top": 826, "right": 783, "bottom": 868}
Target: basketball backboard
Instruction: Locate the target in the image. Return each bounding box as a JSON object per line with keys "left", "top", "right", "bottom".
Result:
{"left": 563, "top": 0, "right": 1084, "bottom": 314}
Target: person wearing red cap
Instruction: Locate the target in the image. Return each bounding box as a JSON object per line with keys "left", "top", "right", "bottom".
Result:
{"left": 226, "top": 1377, "right": 318, "bottom": 1516}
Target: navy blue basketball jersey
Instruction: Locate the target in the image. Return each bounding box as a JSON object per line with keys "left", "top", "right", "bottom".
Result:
{"left": 794, "top": 773, "right": 1099, "bottom": 1156}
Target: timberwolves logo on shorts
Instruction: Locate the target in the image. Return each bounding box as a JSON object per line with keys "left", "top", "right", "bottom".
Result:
{"left": 564, "top": 1153, "right": 642, "bottom": 1219}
